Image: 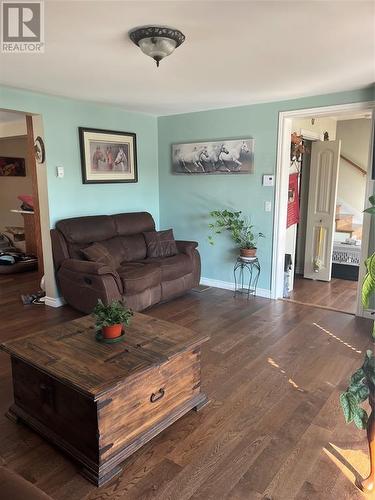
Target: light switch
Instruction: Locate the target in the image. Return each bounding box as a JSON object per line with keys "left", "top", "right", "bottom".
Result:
{"left": 265, "top": 201, "right": 272, "bottom": 212}
{"left": 56, "top": 166, "right": 64, "bottom": 178}
{"left": 262, "top": 174, "right": 274, "bottom": 187}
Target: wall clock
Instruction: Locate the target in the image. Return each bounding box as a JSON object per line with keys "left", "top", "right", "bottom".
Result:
{"left": 34, "top": 136, "right": 45, "bottom": 164}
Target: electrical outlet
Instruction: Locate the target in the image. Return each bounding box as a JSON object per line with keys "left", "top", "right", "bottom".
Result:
{"left": 265, "top": 201, "right": 272, "bottom": 212}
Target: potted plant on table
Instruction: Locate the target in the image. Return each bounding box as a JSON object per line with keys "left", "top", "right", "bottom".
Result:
{"left": 340, "top": 195, "right": 375, "bottom": 493}
{"left": 208, "top": 209, "right": 264, "bottom": 258}
{"left": 93, "top": 299, "right": 133, "bottom": 340}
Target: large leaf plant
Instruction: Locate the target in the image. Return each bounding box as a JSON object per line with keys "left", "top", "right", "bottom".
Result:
{"left": 340, "top": 195, "right": 375, "bottom": 430}
{"left": 208, "top": 209, "right": 264, "bottom": 249}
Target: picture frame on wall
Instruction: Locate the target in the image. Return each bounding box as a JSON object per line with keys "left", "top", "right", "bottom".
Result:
{"left": 171, "top": 138, "right": 254, "bottom": 174}
{"left": 0, "top": 156, "right": 26, "bottom": 176}
{"left": 79, "top": 127, "right": 138, "bottom": 184}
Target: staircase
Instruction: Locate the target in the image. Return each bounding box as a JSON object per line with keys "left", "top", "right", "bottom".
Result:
{"left": 335, "top": 204, "right": 362, "bottom": 240}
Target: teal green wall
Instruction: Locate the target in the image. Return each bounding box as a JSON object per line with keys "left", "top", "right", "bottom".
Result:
{"left": 0, "top": 86, "right": 159, "bottom": 226}
{"left": 1, "top": 84, "right": 373, "bottom": 295}
{"left": 158, "top": 87, "right": 374, "bottom": 292}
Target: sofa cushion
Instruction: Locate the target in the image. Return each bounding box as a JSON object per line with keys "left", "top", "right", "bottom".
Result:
{"left": 97, "top": 237, "right": 127, "bottom": 268}
{"left": 56, "top": 215, "right": 116, "bottom": 245}
{"left": 55, "top": 213, "right": 155, "bottom": 261}
{"left": 114, "top": 212, "right": 155, "bottom": 236}
{"left": 143, "top": 229, "right": 178, "bottom": 259}
{"left": 119, "top": 234, "right": 147, "bottom": 262}
{"left": 118, "top": 262, "right": 161, "bottom": 294}
{"left": 81, "top": 242, "right": 117, "bottom": 268}
{"left": 140, "top": 254, "right": 193, "bottom": 281}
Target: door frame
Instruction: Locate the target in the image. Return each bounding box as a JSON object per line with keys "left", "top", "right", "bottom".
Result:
{"left": 0, "top": 107, "right": 61, "bottom": 304}
{"left": 26, "top": 115, "right": 44, "bottom": 277}
{"left": 272, "top": 101, "right": 375, "bottom": 317}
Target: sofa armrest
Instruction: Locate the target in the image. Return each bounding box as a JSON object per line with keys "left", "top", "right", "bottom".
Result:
{"left": 61, "top": 259, "right": 114, "bottom": 276}
{"left": 60, "top": 259, "right": 123, "bottom": 293}
{"left": 176, "top": 240, "right": 198, "bottom": 257}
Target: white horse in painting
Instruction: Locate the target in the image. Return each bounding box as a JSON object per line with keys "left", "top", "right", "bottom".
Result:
{"left": 114, "top": 148, "right": 128, "bottom": 171}
{"left": 204, "top": 143, "right": 229, "bottom": 170}
{"left": 220, "top": 141, "right": 250, "bottom": 170}
{"left": 176, "top": 145, "right": 210, "bottom": 173}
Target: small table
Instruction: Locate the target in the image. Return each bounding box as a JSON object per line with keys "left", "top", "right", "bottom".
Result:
{"left": 0, "top": 313, "right": 209, "bottom": 486}
{"left": 233, "top": 257, "right": 260, "bottom": 298}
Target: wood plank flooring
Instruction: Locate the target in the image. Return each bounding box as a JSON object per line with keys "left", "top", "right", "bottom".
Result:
{"left": 288, "top": 275, "right": 358, "bottom": 315}
{"left": 0, "top": 272, "right": 373, "bottom": 499}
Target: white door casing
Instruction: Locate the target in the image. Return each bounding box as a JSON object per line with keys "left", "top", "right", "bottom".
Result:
{"left": 303, "top": 140, "right": 341, "bottom": 281}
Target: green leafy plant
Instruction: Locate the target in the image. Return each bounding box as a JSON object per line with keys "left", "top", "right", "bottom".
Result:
{"left": 362, "top": 195, "right": 375, "bottom": 321}
{"left": 340, "top": 195, "right": 375, "bottom": 429}
{"left": 93, "top": 300, "right": 133, "bottom": 330}
{"left": 340, "top": 350, "right": 373, "bottom": 429}
{"left": 208, "top": 209, "right": 264, "bottom": 249}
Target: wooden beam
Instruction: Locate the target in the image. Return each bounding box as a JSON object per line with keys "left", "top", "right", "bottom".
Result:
{"left": 340, "top": 154, "right": 367, "bottom": 175}
{"left": 26, "top": 115, "right": 44, "bottom": 277}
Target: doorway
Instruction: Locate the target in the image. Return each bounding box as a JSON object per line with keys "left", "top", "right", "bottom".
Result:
{"left": 272, "top": 102, "right": 375, "bottom": 317}
{"left": 0, "top": 109, "right": 44, "bottom": 303}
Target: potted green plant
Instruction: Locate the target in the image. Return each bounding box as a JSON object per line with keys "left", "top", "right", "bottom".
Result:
{"left": 208, "top": 209, "right": 264, "bottom": 257}
{"left": 340, "top": 195, "right": 375, "bottom": 493}
{"left": 93, "top": 299, "right": 133, "bottom": 339}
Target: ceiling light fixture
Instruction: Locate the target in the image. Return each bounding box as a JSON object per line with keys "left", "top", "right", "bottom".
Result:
{"left": 129, "top": 26, "right": 185, "bottom": 67}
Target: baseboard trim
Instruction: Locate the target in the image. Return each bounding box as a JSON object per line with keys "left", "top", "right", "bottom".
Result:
{"left": 199, "top": 277, "right": 271, "bottom": 299}
{"left": 44, "top": 296, "right": 66, "bottom": 308}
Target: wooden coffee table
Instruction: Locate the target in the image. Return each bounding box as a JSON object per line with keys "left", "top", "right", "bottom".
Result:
{"left": 0, "top": 313, "right": 209, "bottom": 486}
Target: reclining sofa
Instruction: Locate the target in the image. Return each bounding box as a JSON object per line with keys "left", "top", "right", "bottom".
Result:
{"left": 51, "top": 212, "right": 200, "bottom": 313}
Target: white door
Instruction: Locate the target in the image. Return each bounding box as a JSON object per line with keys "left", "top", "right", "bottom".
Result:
{"left": 304, "top": 140, "right": 341, "bottom": 281}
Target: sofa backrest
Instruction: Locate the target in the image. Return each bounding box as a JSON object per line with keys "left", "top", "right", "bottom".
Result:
{"left": 53, "top": 212, "right": 155, "bottom": 268}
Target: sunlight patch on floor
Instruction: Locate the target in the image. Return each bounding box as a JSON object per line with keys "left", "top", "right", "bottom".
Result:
{"left": 267, "top": 357, "right": 305, "bottom": 392}
{"left": 313, "top": 323, "right": 362, "bottom": 354}
{"left": 325, "top": 442, "right": 368, "bottom": 491}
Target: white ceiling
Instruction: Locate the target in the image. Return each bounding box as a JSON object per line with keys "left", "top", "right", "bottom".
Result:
{"left": 1, "top": 0, "right": 374, "bottom": 115}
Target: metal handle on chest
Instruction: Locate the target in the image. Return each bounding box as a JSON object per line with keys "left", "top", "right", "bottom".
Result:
{"left": 150, "top": 388, "right": 165, "bottom": 403}
{"left": 40, "top": 382, "right": 54, "bottom": 408}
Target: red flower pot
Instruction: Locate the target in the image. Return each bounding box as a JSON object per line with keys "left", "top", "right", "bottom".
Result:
{"left": 240, "top": 248, "right": 257, "bottom": 258}
{"left": 102, "top": 324, "right": 122, "bottom": 339}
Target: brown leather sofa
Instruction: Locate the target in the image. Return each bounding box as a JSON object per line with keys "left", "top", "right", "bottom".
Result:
{"left": 51, "top": 212, "right": 200, "bottom": 313}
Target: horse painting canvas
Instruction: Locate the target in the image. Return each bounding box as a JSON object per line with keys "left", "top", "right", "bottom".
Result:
{"left": 172, "top": 138, "right": 254, "bottom": 174}
{"left": 79, "top": 127, "right": 138, "bottom": 184}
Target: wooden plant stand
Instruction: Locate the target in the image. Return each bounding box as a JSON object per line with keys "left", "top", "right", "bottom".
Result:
{"left": 361, "top": 390, "right": 375, "bottom": 493}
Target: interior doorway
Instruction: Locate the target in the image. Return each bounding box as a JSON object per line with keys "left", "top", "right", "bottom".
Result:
{"left": 0, "top": 109, "right": 44, "bottom": 303}
{"left": 272, "top": 102, "right": 375, "bottom": 317}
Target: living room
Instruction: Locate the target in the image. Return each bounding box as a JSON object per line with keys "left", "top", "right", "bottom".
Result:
{"left": 0, "top": 1, "right": 375, "bottom": 499}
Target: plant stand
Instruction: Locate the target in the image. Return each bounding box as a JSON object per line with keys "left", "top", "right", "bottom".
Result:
{"left": 233, "top": 257, "right": 260, "bottom": 298}
{"left": 361, "top": 391, "right": 375, "bottom": 492}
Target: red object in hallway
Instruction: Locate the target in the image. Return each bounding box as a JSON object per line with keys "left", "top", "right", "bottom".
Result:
{"left": 17, "top": 194, "right": 34, "bottom": 210}
{"left": 287, "top": 173, "right": 300, "bottom": 228}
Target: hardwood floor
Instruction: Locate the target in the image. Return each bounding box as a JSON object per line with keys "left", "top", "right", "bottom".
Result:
{"left": 0, "top": 273, "right": 373, "bottom": 499}
{"left": 288, "top": 275, "right": 358, "bottom": 315}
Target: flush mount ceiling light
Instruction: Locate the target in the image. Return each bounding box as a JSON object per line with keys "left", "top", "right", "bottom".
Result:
{"left": 129, "top": 26, "right": 185, "bottom": 67}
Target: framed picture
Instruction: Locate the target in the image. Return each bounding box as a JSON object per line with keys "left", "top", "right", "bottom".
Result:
{"left": 79, "top": 127, "right": 138, "bottom": 184}
{"left": 172, "top": 138, "right": 254, "bottom": 174}
{"left": 0, "top": 156, "right": 26, "bottom": 176}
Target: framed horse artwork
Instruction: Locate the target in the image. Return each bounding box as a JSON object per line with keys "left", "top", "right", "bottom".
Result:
{"left": 171, "top": 138, "right": 255, "bottom": 174}
{"left": 79, "top": 127, "right": 138, "bottom": 184}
